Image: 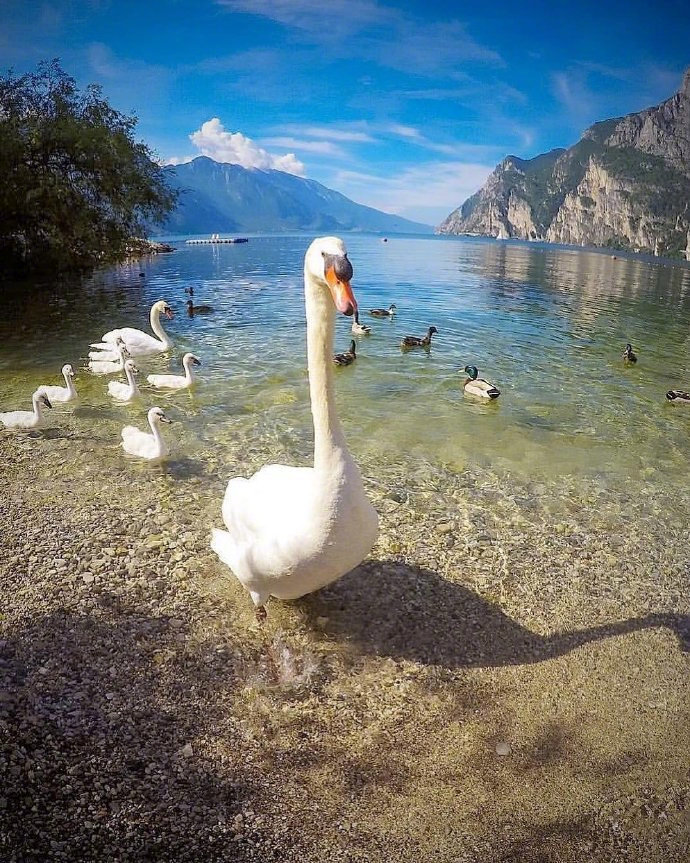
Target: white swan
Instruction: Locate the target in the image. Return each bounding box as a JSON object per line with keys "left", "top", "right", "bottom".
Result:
{"left": 1, "top": 391, "right": 52, "bottom": 429}
{"left": 211, "top": 236, "right": 379, "bottom": 612}
{"left": 121, "top": 406, "right": 172, "bottom": 461}
{"left": 90, "top": 300, "right": 174, "bottom": 356}
{"left": 147, "top": 353, "right": 201, "bottom": 390}
{"left": 108, "top": 359, "right": 140, "bottom": 402}
{"left": 88, "top": 339, "right": 129, "bottom": 375}
{"left": 38, "top": 364, "right": 78, "bottom": 403}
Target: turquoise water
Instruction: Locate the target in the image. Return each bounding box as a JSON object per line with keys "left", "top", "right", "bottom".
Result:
{"left": 1, "top": 234, "right": 689, "bottom": 494}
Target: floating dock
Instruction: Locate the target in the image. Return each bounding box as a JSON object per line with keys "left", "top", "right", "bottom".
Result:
{"left": 186, "top": 237, "right": 248, "bottom": 245}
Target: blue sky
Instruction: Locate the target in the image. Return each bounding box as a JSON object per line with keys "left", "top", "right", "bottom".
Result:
{"left": 2, "top": 0, "right": 688, "bottom": 225}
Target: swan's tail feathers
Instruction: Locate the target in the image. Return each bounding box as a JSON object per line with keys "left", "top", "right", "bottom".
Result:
{"left": 210, "top": 528, "right": 239, "bottom": 571}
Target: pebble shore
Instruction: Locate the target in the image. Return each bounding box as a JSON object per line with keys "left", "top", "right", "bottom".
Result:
{"left": 1, "top": 427, "right": 688, "bottom": 862}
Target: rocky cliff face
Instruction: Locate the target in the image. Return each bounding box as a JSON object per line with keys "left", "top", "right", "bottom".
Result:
{"left": 438, "top": 69, "right": 690, "bottom": 258}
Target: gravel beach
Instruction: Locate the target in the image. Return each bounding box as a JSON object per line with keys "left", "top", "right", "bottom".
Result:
{"left": 1, "top": 425, "right": 688, "bottom": 862}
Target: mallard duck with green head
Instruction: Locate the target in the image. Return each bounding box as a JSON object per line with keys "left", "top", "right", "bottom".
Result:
{"left": 463, "top": 365, "right": 500, "bottom": 399}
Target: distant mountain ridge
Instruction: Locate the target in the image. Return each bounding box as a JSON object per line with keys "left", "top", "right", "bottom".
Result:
{"left": 159, "top": 157, "right": 431, "bottom": 235}
{"left": 437, "top": 68, "right": 690, "bottom": 258}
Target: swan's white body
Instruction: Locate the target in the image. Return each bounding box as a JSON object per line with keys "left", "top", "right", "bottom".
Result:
{"left": 0, "top": 391, "right": 52, "bottom": 429}
{"left": 147, "top": 353, "right": 201, "bottom": 390}
{"left": 108, "top": 360, "right": 140, "bottom": 402}
{"left": 91, "top": 300, "right": 173, "bottom": 356}
{"left": 38, "top": 364, "right": 77, "bottom": 403}
{"left": 88, "top": 340, "right": 129, "bottom": 375}
{"left": 121, "top": 407, "right": 172, "bottom": 461}
{"left": 211, "top": 237, "right": 378, "bottom": 608}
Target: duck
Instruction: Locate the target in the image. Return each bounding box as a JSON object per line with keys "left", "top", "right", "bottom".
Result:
{"left": 108, "top": 359, "right": 140, "bottom": 402}
{"left": 185, "top": 286, "right": 194, "bottom": 297}
{"left": 666, "top": 389, "right": 690, "bottom": 404}
{"left": 623, "top": 343, "right": 637, "bottom": 363}
{"left": 88, "top": 338, "right": 129, "bottom": 375}
{"left": 1, "top": 391, "right": 52, "bottom": 429}
{"left": 369, "top": 303, "right": 396, "bottom": 318}
{"left": 334, "top": 339, "right": 357, "bottom": 366}
{"left": 37, "top": 364, "right": 78, "bottom": 403}
{"left": 121, "top": 406, "right": 173, "bottom": 461}
{"left": 186, "top": 299, "right": 213, "bottom": 316}
{"left": 210, "top": 236, "right": 378, "bottom": 615}
{"left": 351, "top": 311, "right": 371, "bottom": 335}
{"left": 147, "top": 353, "right": 201, "bottom": 390}
{"left": 463, "top": 365, "right": 501, "bottom": 399}
{"left": 90, "top": 300, "right": 174, "bottom": 356}
{"left": 401, "top": 326, "right": 437, "bottom": 350}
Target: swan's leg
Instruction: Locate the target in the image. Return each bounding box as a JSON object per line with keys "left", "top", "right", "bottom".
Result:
{"left": 250, "top": 589, "right": 268, "bottom": 622}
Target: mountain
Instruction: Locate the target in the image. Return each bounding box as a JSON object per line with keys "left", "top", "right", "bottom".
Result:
{"left": 158, "top": 156, "right": 431, "bottom": 234}
{"left": 437, "top": 69, "right": 690, "bottom": 258}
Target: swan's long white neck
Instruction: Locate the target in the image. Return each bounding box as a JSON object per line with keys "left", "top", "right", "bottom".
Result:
{"left": 32, "top": 392, "right": 45, "bottom": 416}
{"left": 150, "top": 306, "right": 172, "bottom": 347}
{"left": 148, "top": 414, "right": 163, "bottom": 448}
{"left": 62, "top": 369, "right": 76, "bottom": 397}
{"left": 182, "top": 357, "right": 196, "bottom": 382}
{"left": 125, "top": 366, "right": 138, "bottom": 393}
{"left": 304, "top": 268, "right": 348, "bottom": 472}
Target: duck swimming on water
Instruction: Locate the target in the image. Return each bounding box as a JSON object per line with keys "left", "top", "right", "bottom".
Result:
{"left": 401, "top": 326, "right": 437, "bottom": 350}
{"left": 334, "top": 339, "right": 357, "bottom": 366}
{"left": 351, "top": 311, "right": 371, "bottom": 334}
{"left": 623, "top": 343, "right": 637, "bottom": 363}
{"left": 666, "top": 389, "right": 690, "bottom": 404}
{"left": 463, "top": 365, "right": 501, "bottom": 399}
{"left": 186, "top": 300, "right": 213, "bottom": 316}
{"left": 369, "top": 303, "right": 396, "bottom": 318}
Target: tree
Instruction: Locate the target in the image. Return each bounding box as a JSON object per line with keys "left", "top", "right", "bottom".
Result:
{"left": 0, "top": 60, "right": 176, "bottom": 274}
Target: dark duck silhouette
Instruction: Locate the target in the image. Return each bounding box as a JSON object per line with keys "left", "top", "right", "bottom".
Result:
{"left": 186, "top": 300, "right": 213, "bottom": 316}
{"left": 622, "top": 343, "right": 637, "bottom": 363}
{"left": 333, "top": 339, "right": 357, "bottom": 366}
{"left": 369, "top": 303, "right": 396, "bottom": 318}
{"left": 401, "top": 326, "right": 437, "bottom": 350}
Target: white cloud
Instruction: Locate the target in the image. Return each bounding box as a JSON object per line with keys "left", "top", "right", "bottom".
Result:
{"left": 261, "top": 136, "right": 346, "bottom": 157}
{"left": 187, "top": 118, "right": 305, "bottom": 175}
{"left": 276, "top": 124, "right": 376, "bottom": 143}
{"left": 333, "top": 160, "right": 494, "bottom": 225}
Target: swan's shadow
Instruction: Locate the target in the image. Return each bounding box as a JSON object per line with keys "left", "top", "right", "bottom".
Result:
{"left": 305, "top": 560, "right": 690, "bottom": 669}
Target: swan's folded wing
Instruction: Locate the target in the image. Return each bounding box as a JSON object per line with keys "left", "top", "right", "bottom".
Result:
{"left": 108, "top": 381, "right": 129, "bottom": 399}
{"left": 147, "top": 374, "right": 182, "bottom": 388}
{"left": 221, "top": 465, "right": 314, "bottom": 548}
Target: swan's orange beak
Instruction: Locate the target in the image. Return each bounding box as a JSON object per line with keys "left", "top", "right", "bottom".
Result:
{"left": 325, "top": 267, "right": 357, "bottom": 316}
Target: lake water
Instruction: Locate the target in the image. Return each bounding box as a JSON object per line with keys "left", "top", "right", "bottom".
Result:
{"left": 1, "top": 234, "right": 689, "bottom": 567}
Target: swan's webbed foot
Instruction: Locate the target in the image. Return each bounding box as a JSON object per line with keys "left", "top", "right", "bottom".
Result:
{"left": 255, "top": 605, "right": 267, "bottom": 623}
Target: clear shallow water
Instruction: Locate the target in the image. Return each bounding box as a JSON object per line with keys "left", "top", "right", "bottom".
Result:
{"left": 1, "top": 234, "right": 689, "bottom": 496}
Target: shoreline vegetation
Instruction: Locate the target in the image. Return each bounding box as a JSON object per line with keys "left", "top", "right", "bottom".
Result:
{"left": 1, "top": 422, "right": 688, "bottom": 861}
{"left": 0, "top": 61, "right": 176, "bottom": 279}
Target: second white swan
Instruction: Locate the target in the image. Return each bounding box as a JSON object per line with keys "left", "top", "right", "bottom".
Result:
{"left": 147, "top": 353, "right": 201, "bottom": 390}
{"left": 91, "top": 300, "right": 174, "bottom": 356}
